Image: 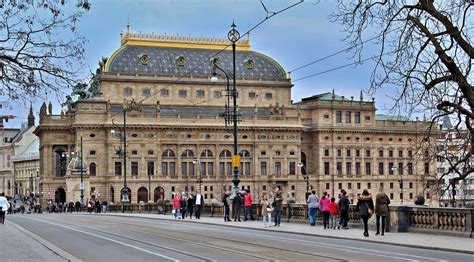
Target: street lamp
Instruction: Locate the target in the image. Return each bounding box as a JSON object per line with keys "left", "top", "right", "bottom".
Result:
{"left": 79, "top": 137, "right": 84, "bottom": 205}
{"left": 391, "top": 166, "right": 403, "bottom": 205}
{"left": 297, "top": 163, "right": 310, "bottom": 200}
{"left": 210, "top": 22, "right": 241, "bottom": 199}
{"left": 193, "top": 159, "right": 202, "bottom": 193}
{"left": 111, "top": 99, "right": 142, "bottom": 213}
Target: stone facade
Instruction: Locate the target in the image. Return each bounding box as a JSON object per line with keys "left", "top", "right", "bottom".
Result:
{"left": 35, "top": 32, "right": 438, "bottom": 206}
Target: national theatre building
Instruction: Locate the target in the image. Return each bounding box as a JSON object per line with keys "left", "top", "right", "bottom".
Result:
{"left": 35, "top": 30, "right": 437, "bottom": 206}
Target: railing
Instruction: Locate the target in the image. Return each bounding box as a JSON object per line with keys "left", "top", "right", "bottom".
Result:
{"left": 103, "top": 202, "right": 473, "bottom": 238}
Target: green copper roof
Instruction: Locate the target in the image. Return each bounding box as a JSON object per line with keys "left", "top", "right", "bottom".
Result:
{"left": 301, "top": 92, "right": 349, "bottom": 102}
{"left": 375, "top": 114, "right": 411, "bottom": 121}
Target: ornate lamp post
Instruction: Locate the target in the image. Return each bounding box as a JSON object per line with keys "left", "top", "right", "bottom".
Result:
{"left": 111, "top": 99, "right": 142, "bottom": 213}
{"left": 211, "top": 22, "right": 241, "bottom": 199}
{"left": 193, "top": 159, "right": 202, "bottom": 193}
{"left": 392, "top": 166, "right": 403, "bottom": 205}
{"left": 297, "top": 162, "right": 310, "bottom": 200}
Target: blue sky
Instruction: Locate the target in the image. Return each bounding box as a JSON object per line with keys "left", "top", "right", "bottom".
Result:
{"left": 3, "top": 0, "right": 392, "bottom": 128}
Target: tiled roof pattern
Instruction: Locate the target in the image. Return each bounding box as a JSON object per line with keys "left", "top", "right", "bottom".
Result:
{"left": 107, "top": 46, "right": 286, "bottom": 79}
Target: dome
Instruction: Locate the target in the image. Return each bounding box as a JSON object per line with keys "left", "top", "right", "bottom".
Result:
{"left": 104, "top": 33, "right": 287, "bottom": 80}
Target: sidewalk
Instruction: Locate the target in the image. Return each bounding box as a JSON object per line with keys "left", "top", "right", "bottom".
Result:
{"left": 0, "top": 221, "right": 66, "bottom": 262}
{"left": 98, "top": 212, "right": 474, "bottom": 254}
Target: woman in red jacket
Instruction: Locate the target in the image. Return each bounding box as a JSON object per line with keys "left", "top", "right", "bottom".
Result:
{"left": 172, "top": 193, "right": 181, "bottom": 219}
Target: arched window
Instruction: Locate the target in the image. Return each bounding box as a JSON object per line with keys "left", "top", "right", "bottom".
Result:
{"left": 54, "top": 149, "right": 67, "bottom": 177}
{"left": 154, "top": 187, "right": 165, "bottom": 202}
{"left": 90, "top": 163, "right": 97, "bottom": 176}
{"left": 181, "top": 149, "right": 194, "bottom": 158}
{"left": 137, "top": 187, "right": 148, "bottom": 203}
{"left": 301, "top": 152, "right": 307, "bottom": 175}
{"left": 239, "top": 150, "right": 252, "bottom": 176}
{"left": 219, "top": 149, "right": 232, "bottom": 176}
{"left": 181, "top": 149, "right": 195, "bottom": 177}
{"left": 200, "top": 150, "right": 214, "bottom": 176}
{"left": 162, "top": 149, "right": 175, "bottom": 158}
{"left": 110, "top": 187, "right": 115, "bottom": 203}
{"left": 162, "top": 149, "right": 176, "bottom": 176}
{"left": 200, "top": 149, "right": 213, "bottom": 158}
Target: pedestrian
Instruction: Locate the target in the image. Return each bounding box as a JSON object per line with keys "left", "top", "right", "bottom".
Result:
{"left": 101, "top": 200, "right": 108, "bottom": 213}
{"left": 261, "top": 193, "right": 272, "bottom": 228}
{"left": 186, "top": 194, "right": 194, "bottom": 219}
{"left": 222, "top": 191, "right": 230, "bottom": 222}
{"left": 338, "top": 190, "right": 350, "bottom": 229}
{"left": 243, "top": 189, "right": 255, "bottom": 221}
{"left": 307, "top": 190, "right": 319, "bottom": 226}
{"left": 95, "top": 199, "right": 101, "bottom": 213}
{"left": 75, "top": 201, "right": 81, "bottom": 212}
{"left": 193, "top": 191, "right": 204, "bottom": 219}
{"left": 68, "top": 201, "right": 74, "bottom": 213}
{"left": 319, "top": 191, "right": 330, "bottom": 229}
{"left": 0, "top": 193, "right": 10, "bottom": 224}
{"left": 172, "top": 193, "right": 181, "bottom": 219}
{"left": 180, "top": 193, "right": 187, "bottom": 220}
{"left": 375, "top": 187, "right": 390, "bottom": 236}
{"left": 233, "top": 192, "right": 243, "bottom": 222}
{"left": 329, "top": 197, "right": 339, "bottom": 229}
{"left": 87, "top": 199, "right": 93, "bottom": 214}
{"left": 356, "top": 189, "right": 374, "bottom": 237}
{"left": 273, "top": 189, "right": 283, "bottom": 227}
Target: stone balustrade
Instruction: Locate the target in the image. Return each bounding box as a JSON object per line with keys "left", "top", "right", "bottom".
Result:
{"left": 105, "top": 202, "right": 473, "bottom": 238}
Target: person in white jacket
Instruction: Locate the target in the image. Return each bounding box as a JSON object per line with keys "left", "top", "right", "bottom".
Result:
{"left": 0, "top": 193, "right": 10, "bottom": 224}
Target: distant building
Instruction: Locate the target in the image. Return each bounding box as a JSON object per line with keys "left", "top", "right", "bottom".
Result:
{"left": 11, "top": 105, "right": 40, "bottom": 199}
{"left": 35, "top": 30, "right": 438, "bottom": 206}
{"left": 0, "top": 122, "right": 20, "bottom": 196}
{"left": 437, "top": 116, "right": 474, "bottom": 207}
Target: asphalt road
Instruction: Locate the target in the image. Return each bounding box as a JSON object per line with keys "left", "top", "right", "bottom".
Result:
{"left": 8, "top": 214, "right": 474, "bottom": 262}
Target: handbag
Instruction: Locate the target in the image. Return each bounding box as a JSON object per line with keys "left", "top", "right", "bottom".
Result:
{"left": 172, "top": 209, "right": 175, "bottom": 214}
{"left": 365, "top": 202, "right": 373, "bottom": 217}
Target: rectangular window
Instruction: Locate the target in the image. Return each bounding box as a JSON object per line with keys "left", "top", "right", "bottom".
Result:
{"left": 179, "top": 89, "right": 187, "bottom": 97}
{"left": 379, "top": 150, "right": 384, "bottom": 157}
{"left": 248, "top": 92, "right": 256, "bottom": 98}
{"left": 115, "top": 162, "right": 122, "bottom": 176}
{"left": 399, "top": 150, "right": 403, "bottom": 158}
{"left": 219, "top": 162, "right": 225, "bottom": 175}
{"left": 181, "top": 162, "right": 187, "bottom": 177}
{"left": 324, "top": 162, "right": 330, "bottom": 175}
{"left": 389, "top": 150, "right": 393, "bottom": 158}
{"left": 324, "top": 149, "right": 330, "bottom": 157}
{"left": 337, "top": 149, "right": 342, "bottom": 157}
{"left": 424, "top": 163, "right": 429, "bottom": 175}
{"left": 365, "top": 149, "right": 371, "bottom": 158}
{"left": 389, "top": 162, "right": 394, "bottom": 175}
{"left": 142, "top": 88, "right": 151, "bottom": 96}
{"left": 169, "top": 162, "right": 175, "bottom": 176}
{"left": 408, "top": 163, "right": 413, "bottom": 175}
{"left": 355, "top": 112, "right": 361, "bottom": 124}
{"left": 162, "top": 162, "right": 168, "bottom": 176}
{"left": 336, "top": 111, "right": 342, "bottom": 123}
{"left": 365, "top": 162, "right": 371, "bottom": 175}
{"left": 408, "top": 151, "right": 413, "bottom": 158}
{"left": 244, "top": 162, "right": 250, "bottom": 176}
{"left": 265, "top": 93, "right": 273, "bottom": 99}
{"left": 123, "top": 87, "right": 132, "bottom": 96}
{"left": 379, "top": 182, "right": 384, "bottom": 189}
{"left": 379, "top": 163, "right": 384, "bottom": 175}
{"left": 161, "top": 89, "right": 169, "bottom": 96}
{"left": 275, "top": 162, "right": 282, "bottom": 176}
{"left": 131, "top": 161, "right": 138, "bottom": 176}
{"left": 289, "top": 162, "right": 296, "bottom": 175}
{"left": 346, "top": 162, "right": 352, "bottom": 176}
{"left": 355, "top": 162, "right": 361, "bottom": 175}
{"left": 398, "top": 163, "right": 403, "bottom": 175}
{"left": 214, "top": 91, "right": 222, "bottom": 98}
{"left": 337, "top": 162, "right": 342, "bottom": 175}
{"left": 390, "top": 193, "right": 394, "bottom": 199}
{"left": 261, "top": 162, "right": 267, "bottom": 176}
{"left": 345, "top": 111, "right": 351, "bottom": 123}
{"left": 196, "top": 90, "right": 205, "bottom": 97}
{"left": 409, "top": 193, "right": 413, "bottom": 199}
{"left": 226, "top": 162, "right": 231, "bottom": 176}
{"left": 348, "top": 183, "right": 352, "bottom": 190}
{"left": 368, "top": 182, "right": 371, "bottom": 189}
{"left": 390, "top": 182, "right": 394, "bottom": 189}
{"left": 326, "top": 183, "right": 330, "bottom": 190}
{"left": 338, "top": 183, "right": 342, "bottom": 190}
{"left": 356, "top": 149, "right": 360, "bottom": 157}
{"left": 357, "top": 183, "right": 361, "bottom": 190}
{"left": 409, "top": 182, "right": 413, "bottom": 189}
{"left": 208, "top": 162, "right": 214, "bottom": 176}
{"left": 147, "top": 161, "right": 154, "bottom": 176}
{"left": 346, "top": 149, "right": 351, "bottom": 157}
